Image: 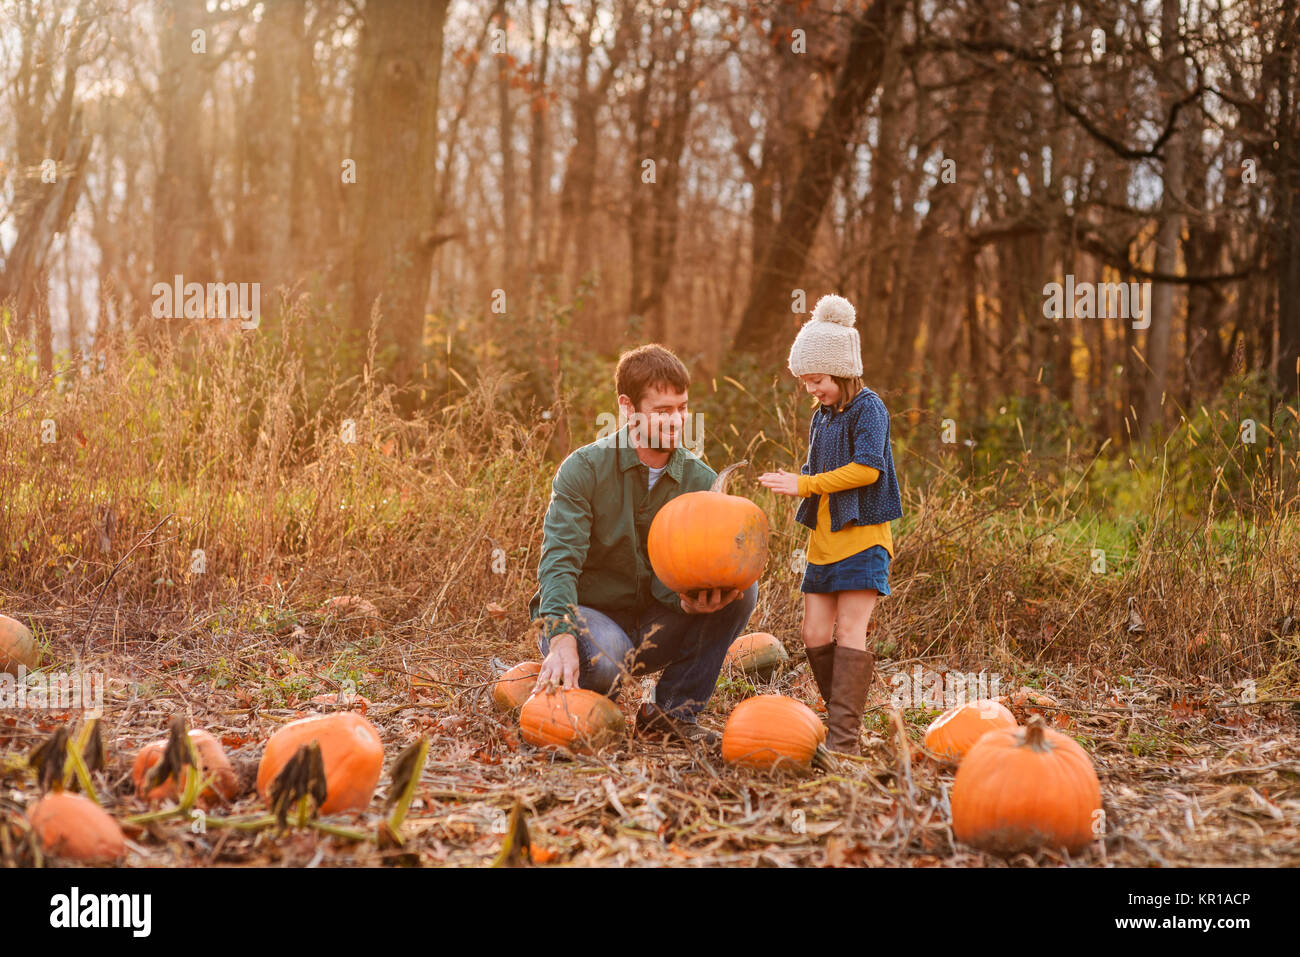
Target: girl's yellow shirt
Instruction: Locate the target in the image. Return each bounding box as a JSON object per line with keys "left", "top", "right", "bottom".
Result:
{"left": 797, "top": 463, "right": 893, "bottom": 565}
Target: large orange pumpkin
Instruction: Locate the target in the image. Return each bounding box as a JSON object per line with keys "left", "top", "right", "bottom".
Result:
{"left": 723, "top": 633, "right": 789, "bottom": 681}
{"left": 721, "top": 695, "right": 826, "bottom": 770}
{"left": 951, "top": 716, "right": 1102, "bottom": 855}
{"left": 132, "top": 729, "right": 239, "bottom": 806}
{"left": 924, "top": 699, "right": 1017, "bottom": 761}
{"left": 519, "top": 689, "right": 625, "bottom": 754}
{"left": 648, "top": 461, "right": 769, "bottom": 594}
{"left": 0, "top": 614, "right": 39, "bottom": 676}
{"left": 256, "top": 712, "right": 384, "bottom": 814}
{"left": 492, "top": 661, "right": 542, "bottom": 712}
{"left": 28, "top": 792, "right": 126, "bottom": 863}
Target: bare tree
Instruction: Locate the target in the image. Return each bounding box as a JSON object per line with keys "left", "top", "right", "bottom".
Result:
{"left": 0, "top": 0, "right": 97, "bottom": 372}
{"left": 348, "top": 0, "right": 451, "bottom": 390}
{"left": 733, "top": 0, "right": 903, "bottom": 355}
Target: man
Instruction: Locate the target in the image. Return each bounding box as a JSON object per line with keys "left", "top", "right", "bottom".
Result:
{"left": 528, "top": 344, "right": 759, "bottom": 746}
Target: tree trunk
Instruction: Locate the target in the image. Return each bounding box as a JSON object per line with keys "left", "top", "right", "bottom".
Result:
{"left": 0, "top": 0, "right": 94, "bottom": 371}
{"left": 495, "top": 0, "right": 518, "bottom": 285}
{"left": 963, "top": 243, "right": 983, "bottom": 421}
{"left": 349, "top": 0, "right": 450, "bottom": 390}
{"left": 634, "top": 29, "right": 694, "bottom": 341}
{"left": 1140, "top": 0, "right": 1189, "bottom": 435}
{"left": 554, "top": 0, "right": 632, "bottom": 296}
{"left": 1269, "top": 3, "right": 1300, "bottom": 395}
{"left": 863, "top": 36, "right": 904, "bottom": 350}
{"left": 154, "top": 0, "right": 213, "bottom": 301}
{"left": 732, "top": 0, "right": 901, "bottom": 356}
{"left": 527, "top": 0, "right": 554, "bottom": 275}
{"left": 243, "top": 0, "right": 300, "bottom": 299}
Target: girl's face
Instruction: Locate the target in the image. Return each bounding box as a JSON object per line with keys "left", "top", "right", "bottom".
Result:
{"left": 800, "top": 374, "right": 840, "bottom": 407}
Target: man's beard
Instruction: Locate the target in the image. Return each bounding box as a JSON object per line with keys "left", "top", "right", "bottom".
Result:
{"left": 654, "top": 428, "right": 680, "bottom": 450}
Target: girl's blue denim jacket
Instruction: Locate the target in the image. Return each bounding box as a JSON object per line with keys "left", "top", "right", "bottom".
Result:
{"left": 795, "top": 387, "right": 903, "bottom": 533}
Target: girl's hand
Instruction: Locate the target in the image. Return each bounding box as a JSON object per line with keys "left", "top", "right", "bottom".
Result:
{"left": 758, "top": 469, "right": 800, "bottom": 496}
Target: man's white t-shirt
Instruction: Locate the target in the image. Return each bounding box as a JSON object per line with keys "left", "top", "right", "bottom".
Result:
{"left": 647, "top": 464, "right": 666, "bottom": 490}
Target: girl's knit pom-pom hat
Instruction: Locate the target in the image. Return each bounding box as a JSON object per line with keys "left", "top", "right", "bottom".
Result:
{"left": 788, "top": 294, "right": 863, "bottom": 378}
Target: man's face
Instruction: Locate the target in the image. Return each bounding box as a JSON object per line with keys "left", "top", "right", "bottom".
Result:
{"left": 621, "top": 383, "right": 688, "bottom": 451}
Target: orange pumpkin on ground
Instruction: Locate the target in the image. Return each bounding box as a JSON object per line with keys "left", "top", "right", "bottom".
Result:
{"left": 309, "top": 691, "right": 371, "bottom": 712}
{"left": 256, "top": 712, "right": 384, "bottom": 814}
{"left": 132, "top": 729, "right": 239, "bottom": 805}
{"left": 519, "top": 689, "right": 625, "bottom": 754}
{"left": 951, "top": 716, "right": 1102, "bottom": 855}
{"left": 28, "top": 792, "right": 126, "bottom": 863}
{"left": 648, "top": 461, "right": 769, "bottom": 594}
{"left": 923, "top": 700, "right": 1017, "bottom": 761}
{"left": 492, "top": 661, "right": 543, "bottom": 712}
{"left": 723, "top": 633, "right": 789, "bottom": 681}
{"left": 320, "top": 595, "right": 380, "bottom": 634}
{"left": 0, "top": 614, "right": 39, "bottom": 676}
{"left": 722, "top": 695, "right": 826, "bottom": 770}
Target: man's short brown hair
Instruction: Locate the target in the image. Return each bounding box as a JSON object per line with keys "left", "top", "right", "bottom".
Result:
{"left": 615, "top": 344, "right": 690, "bottom": 409}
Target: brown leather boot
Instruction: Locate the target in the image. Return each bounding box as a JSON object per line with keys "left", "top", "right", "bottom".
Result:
{"left": 804, "top": 643, "right": 836, "bottom": 711}
{"left": 826, "top": 646, "right": 874, "bottom": 755}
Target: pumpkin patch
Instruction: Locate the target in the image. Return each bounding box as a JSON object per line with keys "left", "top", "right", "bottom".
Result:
{"left": 519, "top": 688, "right": 625, "bottom": 754}
{"left": 132, "top": 728, "right": 240, "bottom": 806}
{"left": 492, "top": 661, "right": 542, "bottom": 712}
{"left": 721, "top": 695, "right": 826, "bottom": 770}
{"left": 256, "top": 712, "right": 385, "bottom": 814}
{"left": 27, "top": 792, "right": 126, "bottom": 863}
{"left": 0, "top": 614, "right": 39, "bottom": 676}
{"left": 648, "top": 461, "right": 769, "bottom": 594}
{"left": 923, "top": 699, "right": 1017, "bottom": 761}
{"left": 723, "top": 632, "right": 789, "bottom": 681}
{"left": 950, "top": 716, "right": 1102, "bottom": 855}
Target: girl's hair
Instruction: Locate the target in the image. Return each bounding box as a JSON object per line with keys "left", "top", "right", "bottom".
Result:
{"left": 833, "top": 376, "right": 863, "bottom": 410}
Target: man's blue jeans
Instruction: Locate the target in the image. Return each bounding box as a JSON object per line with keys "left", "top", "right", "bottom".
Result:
{"left": 538, "top": 584, "right": 758, "bottom": 722}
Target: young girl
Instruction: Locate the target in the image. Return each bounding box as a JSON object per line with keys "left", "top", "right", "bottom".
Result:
{"left": 759, "top": 295, "right": 903, "bottom": 755}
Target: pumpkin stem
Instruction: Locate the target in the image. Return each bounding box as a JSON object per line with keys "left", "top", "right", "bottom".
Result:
{"left": 811, "top": 744, "right": 837, "bottom": 773}
{"left": 1023, "top": 715, "right": 1049, "bottom": 751}
{"left": 711, "top": 460, "right": 749, "bottom": 494}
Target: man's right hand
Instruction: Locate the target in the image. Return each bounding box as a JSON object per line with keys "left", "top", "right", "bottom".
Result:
{"left": 536, "top": 633, "right": 580, "bottom": 692}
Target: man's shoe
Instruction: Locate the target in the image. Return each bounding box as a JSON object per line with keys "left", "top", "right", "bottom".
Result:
{"left": 634, "top": 702, "right": 720, "bottom": 747}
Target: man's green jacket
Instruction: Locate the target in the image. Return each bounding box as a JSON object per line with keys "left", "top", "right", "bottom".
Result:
{"left": 528, "top": 425, "right": 716, "bottom": 641}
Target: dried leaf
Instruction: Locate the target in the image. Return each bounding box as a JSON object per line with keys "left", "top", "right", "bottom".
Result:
{"left": 28, "top": 727, "right": 69, "bottom": 793}
{"left": 1126, "top": 597, "right": 1146, "bottom": 635}
{"left": 491, "top": 800, "right": 531, "bottom": 867}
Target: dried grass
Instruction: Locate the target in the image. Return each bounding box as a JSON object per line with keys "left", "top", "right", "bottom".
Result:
{"left": 1, "top": 319, "right": 1297, "bottom": 866}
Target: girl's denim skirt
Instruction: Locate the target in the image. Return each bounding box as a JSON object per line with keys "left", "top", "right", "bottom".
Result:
{"left": 801, "top": 545, "right": 891, "bottom": 595}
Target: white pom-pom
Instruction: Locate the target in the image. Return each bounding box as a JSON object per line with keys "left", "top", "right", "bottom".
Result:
{"left": 811, "top": 294, "right": 856, "bottom": 327}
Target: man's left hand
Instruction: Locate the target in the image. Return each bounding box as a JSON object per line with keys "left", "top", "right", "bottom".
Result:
{"left": 680, "top": 588, "right": 741, "bottom": 614}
